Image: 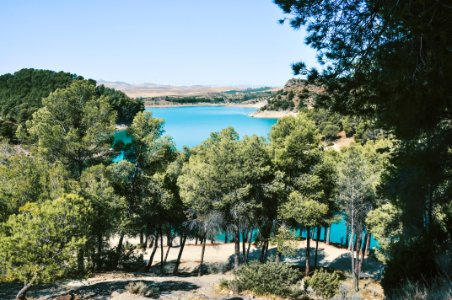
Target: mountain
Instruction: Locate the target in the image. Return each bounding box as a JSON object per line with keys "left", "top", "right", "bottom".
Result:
{"left": 97, "top": 80, "right": 257, "bottom": 98}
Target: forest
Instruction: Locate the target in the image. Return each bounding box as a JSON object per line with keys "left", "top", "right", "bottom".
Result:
{"left": 0, "top": 0, "right": 451, "bottom": 299}
{"left": 0, "top": 69, "right": 144, "bottom": 141}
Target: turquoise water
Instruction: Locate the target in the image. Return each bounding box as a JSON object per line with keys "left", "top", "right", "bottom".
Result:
{"left": 146, "top": 106, "right": 277, "bottom": 149}
{"left": 114, "top": 105, "right": 377, "bottom": 248}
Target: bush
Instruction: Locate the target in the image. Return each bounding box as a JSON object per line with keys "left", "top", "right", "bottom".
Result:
{"left": 390, "top": 279, "right": 452, "bottom": 300}
{"left": 231, "top": 262, "right": 302, "bottom": 297}
{"left": 322, "top": 124, "right": 341, "bottom": 141}
{"left": 308, "top": 269, "right": 341, "bottom": 299}
{"left": 125, "top": 281, "right": 150, "bottom": 296}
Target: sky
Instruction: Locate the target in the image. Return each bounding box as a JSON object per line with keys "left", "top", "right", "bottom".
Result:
{"left": 0, "top": 0, "right": 318, "bottom": 87}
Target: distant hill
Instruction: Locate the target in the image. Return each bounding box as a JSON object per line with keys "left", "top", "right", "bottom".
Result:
{"left": 98, "top": 80, "right": 278, "bottom": 98}
{"left": 260, "top": 78, "right": 324, "bottom": 111}
{"left": 0, "top": 69, "right": 143, "bottom": 141}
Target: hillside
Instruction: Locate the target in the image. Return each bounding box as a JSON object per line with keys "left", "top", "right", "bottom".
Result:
{"left": 98, "top": 80, "right": 279, "bottom": 98}
{"left": 0, "top": 69, "right": 144, "bottom": 141}
{"left": 260, "top": 78, "right": 324, "bottom": 111}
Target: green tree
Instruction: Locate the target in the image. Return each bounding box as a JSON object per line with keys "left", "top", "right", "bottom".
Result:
{"left": 337, "top": 144, "right": 379, "bottom": 291}
{"left": 0, "top": 153, "right": 73, "bottom": 222}
{"left": 366, "top": 203, "right": 402, "bottom": 263}
{"left": 0, "top": 194, "right": 92, "bottom": 300}
{"left": 0, "top": 68, "right": 84, "bottom": 141}
{"left": 117, "top": 111, "right": 177, "bottom": 271}
{"left": 280, "top": 191, "right": 328, "bottom": 274}
{"left": 22, "top": 80, "right": 117, "bottom": 179}
{"left": 79, "top": 164, "right": 126, "bottom": 270}
{"left": 274, "top": 0, "right": 451, "bottom": 292}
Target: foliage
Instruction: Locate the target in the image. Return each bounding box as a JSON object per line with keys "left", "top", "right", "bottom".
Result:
{"left": 0, "top": 194, "right": 91, "bottom": 287}
{"left": 0, "top": 69, "right": 143, "bottom": 141}
{"left": 270, "top": 112, "right": 321, "bottom": 177}
{"left": 307, "top": 269, "right": 341, "bottom": 299}
{"left": 0, "top": 69, "right": 84, "bottom": 141}
{"left": 0, "top": 153, "right": 73, "bottom": 222}
{"left": 264, "top": 89, "right": 295, "bottom": 111}
{"left": 366, "top": 203, "right": 402, "bottom": 263}
{"left": 274, "top": 0, "right": 451, "bottom": 293}
{"left": 389, "top": 278, "right": 452, "bottom": 300}
{"left": 23, "top": 80, "right": 117, "bottom": 178}
{"left": 232, "top": 262, "right": 302, "bottom": 297}
{"left": 270, "top": 225, "right": 298, "bottom": 259}
{"left": 280, "top": 191, "right": 328, "bottom": 228}
{"left": 125, "top": 281, "right": 151, "bottom": 296}
{"left": 96, "top": 85, "right": 144, "bottom": 125}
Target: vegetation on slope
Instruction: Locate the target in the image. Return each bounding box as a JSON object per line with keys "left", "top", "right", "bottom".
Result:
{"left": 0, "top": 68, "right": 144, "bottom": 142}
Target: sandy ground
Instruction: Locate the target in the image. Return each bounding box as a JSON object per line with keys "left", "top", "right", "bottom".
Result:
{"left": 249, "top": 110, "right": 297, "bottom": 119}
{"left": 4, "top": 237, "right": 383, "bottom": 300}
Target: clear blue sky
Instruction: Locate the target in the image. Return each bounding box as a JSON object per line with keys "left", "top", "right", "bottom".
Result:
{"left": 0, "top": 0, "right": 317, "bottom": 86}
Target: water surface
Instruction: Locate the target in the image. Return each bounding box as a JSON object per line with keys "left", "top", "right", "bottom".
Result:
{"left": 146, "top": 106, "right": 277, "bottom": 149}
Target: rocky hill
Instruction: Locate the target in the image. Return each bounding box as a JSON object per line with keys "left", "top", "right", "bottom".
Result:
{"left": 260, "top": 78, "right": 323, "bottom": 111}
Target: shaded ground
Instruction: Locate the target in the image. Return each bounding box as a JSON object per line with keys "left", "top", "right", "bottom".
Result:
{"left": 1, "top": 240, "right": 383, "bottom": 299}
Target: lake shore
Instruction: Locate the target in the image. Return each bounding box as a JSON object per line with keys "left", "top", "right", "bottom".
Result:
{"left": 145, "top": 101, "right": 266, "bottom": 109}
{"left": 249, "top": 110, "right": 297, "bottom": 119}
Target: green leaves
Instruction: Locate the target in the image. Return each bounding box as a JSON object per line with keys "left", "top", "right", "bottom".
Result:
{"left": 0, "top": 194, "right": 91, "bottom": 285}
{"left": 280, "top": 191, "right": 329, "bottom": 227}
{"left": 24, "top": 81, "right": 117, "bottom": 178}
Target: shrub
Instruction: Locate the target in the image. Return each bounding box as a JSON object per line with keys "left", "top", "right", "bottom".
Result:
{"left": 308, "top": 268, "right": 341, "bottom": 299}
{"left": 322, "top": 124, "right": 341, "bottom": 141}
{"left": 231, "top": 262, "right": 302, "bottom": 297}
{"left": 125, "top": 281, "right": 150, "bottom": 296}
{"left": 390, "top": 279, "right": 452, "bottom": 300}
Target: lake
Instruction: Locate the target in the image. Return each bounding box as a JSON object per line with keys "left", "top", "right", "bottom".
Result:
{"left": 147, "top": 106, "right": 277, "bottom": 149}
{"left": 115, "top": 105, "right": 377, "bottom": 248}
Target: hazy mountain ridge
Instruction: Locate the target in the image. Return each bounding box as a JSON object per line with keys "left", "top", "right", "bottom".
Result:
{"left": 97, "top": 80, "right": 276, "bottom": 98}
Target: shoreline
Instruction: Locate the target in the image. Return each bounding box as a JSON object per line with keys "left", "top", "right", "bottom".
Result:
{"left": 249, "top": 110, "right": 297, "bottom": 119}
{"left": 145, "top": 101, "right": 266, "bottom": 109}
{"left": 145, "top": 101, "right": 296, "bottom": 119}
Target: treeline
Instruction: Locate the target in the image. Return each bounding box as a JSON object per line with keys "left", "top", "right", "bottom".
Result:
{"left": 163, "top": 96, "right": 225, "bottom": 104}
{"left": 149, "top": 90, "right": 273, "bottom": 105}
{"left": 0, "top": 79, "right": 396, "bottom": 299}
{"left": 0, "top": 69, "right": 144, "bottom": 142}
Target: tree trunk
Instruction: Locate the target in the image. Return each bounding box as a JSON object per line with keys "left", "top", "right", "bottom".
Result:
{"left": 140, "top": 232, "right": 144, "bottom": 248}
{"left": 224, "top": 230, "right": 228, "bottom": 243}
{"left": 275, "top": 251, "right": 282, "bottom": 263}
{"left": 305, "top": 226, "right": 311, "bottom": 275}
{"left": 350, "top": 228, "right": 357, "bottom": 291}
{"left": 365, "top": 233, "right": 371, "bottom": 256}
{"left": 143, "top": 233, "right": 149, "bottom": 251}
{"left": 16, "top": 284, "right": 31, "bottom": 300}
{"left": 361, "top": 233, "right": 369, "bottom": 269}
{"left": 146, "top": 231, "right": 159, "bottom": 271}
{"left": 326, "top": 225, "right": 330, "bottom": 245}
{"left": 355, "top": 233, "right": 363, "bottom": 291}
{"left": 314, "top": 226, "right": 321, "bottom": 268}
{"left": 259, "top": 240, "right": 266, "bottom": 263}
{"left": 234, "top": 229, "right": 240, "bottom": 270}
{"left": 97, "top": 233, "right": 103, "bottom": 271}
{"left": 245, "top": 229, "right": 253, "bottom": 263}
{"left": 167, "top": 227, "right": 173, "bottom": 246}
{"left": 164, "top": 243, "right": 171, "bottom": 263}
{"left": 77, "top": 249, "right": 85, "bottom": 274}
{"left": 159, "top": 227, "right": 164, "bottom": 273}
{"left": 198, "top": 236, "right": 207, "bottom": 276}
{"left": 173, "top": 234, "right": 187, "bottom": 274}
{"left": 116, "top": 233, "right": 124, "bottom": 267}
{"left": 241, "top": 229, "right": 247, "bottom": 261}
{"left": 345, "top": 225, "right": 350, "bottom": 247}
